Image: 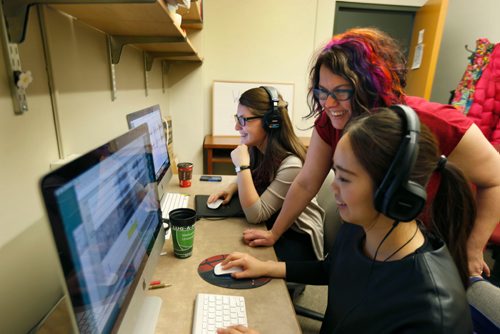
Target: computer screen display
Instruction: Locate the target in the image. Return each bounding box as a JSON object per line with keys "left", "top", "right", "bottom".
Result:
{"left": 40, "top": 124, "right": 164, "bottom": 334}
{"left": 126, "top": 105, "right": 170, "bottom": 184}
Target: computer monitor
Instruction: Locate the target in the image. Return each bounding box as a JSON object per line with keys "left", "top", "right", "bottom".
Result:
{"left": 40, "top": 124, "right": 165, "bottom": 334}
{"left": 126, "top": 105, "right": 172, "bottom": 201}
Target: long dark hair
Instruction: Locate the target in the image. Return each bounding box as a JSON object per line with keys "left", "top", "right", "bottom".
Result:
{"left": 344, "top": 109, "right": 475, "bottom": 287}
{"left": 239, "top": 87, "right": 306, "bottom": 194}
{"left": 306, "top": 27, "right": 407, "bottom": 121}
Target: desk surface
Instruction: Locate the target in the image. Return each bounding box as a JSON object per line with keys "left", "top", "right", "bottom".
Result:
{"left": 150, "top": 176, "right": 301, "bottom": 334}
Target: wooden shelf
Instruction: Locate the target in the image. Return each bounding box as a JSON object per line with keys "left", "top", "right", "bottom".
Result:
{"left": 51, "top": 0, "right": 202, "bottom": 62}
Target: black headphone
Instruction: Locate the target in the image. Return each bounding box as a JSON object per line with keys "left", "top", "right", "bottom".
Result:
{"left": 260, "top": 86, "right": 282, "bottom": 129}
{"left": 373, "top": 105, "right": 427, "bottom": 222}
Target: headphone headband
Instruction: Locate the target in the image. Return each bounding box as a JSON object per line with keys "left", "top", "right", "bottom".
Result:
{"left": 260, "top": 86, "right": 281, "bottom": 129}
{"left": 373, "top": 105, "right": 427, "bottom": 222}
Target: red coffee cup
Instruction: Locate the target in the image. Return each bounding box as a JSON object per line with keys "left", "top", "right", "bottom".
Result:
{"left": 177, "top": 162, "right": 193, "bottom": 187}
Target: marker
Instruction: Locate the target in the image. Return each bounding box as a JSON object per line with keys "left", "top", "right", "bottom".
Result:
{"left": 150, "top": 280, "right": 161, "bottom": 286}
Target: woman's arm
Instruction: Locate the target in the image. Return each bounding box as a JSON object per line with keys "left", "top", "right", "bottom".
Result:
{"left": 448, "top": 124, "right": 500, "bottom": 276}
{"left": 243, "top": 156, "right": 302, "bottom": 223}
{"left": 243, "top": 130, "right": 333, "bottom": 246}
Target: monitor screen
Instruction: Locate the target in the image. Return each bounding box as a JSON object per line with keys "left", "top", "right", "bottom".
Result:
{"left": 126, "top": 105, "right": 170, "bottom": 185}
{"left": 40, "top": 124, "right": 165, "bottom": 334}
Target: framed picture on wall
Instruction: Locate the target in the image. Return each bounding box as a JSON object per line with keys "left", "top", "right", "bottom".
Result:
{"left": 212, "top": 80, "right": 295, "bottom": 136}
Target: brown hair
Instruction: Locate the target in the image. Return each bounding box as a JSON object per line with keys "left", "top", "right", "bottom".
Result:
{"left": 344, "top": 108, "right": 475, "bottom": 287}
{"left": 239, "top": 87, "right": 306, "bottom": 194}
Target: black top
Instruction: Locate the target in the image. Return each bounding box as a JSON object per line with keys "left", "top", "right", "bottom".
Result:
{"left": 286, "top": 223, "right": 472, "bottom": 334}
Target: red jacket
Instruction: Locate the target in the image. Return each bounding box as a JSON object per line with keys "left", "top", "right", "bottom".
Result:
{"left": 467, "top": 43, "right": 500, "bottom": 151}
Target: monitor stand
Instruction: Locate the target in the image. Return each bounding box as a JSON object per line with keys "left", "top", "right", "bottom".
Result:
{"left": 130, "top": 296, "right": 162, "bottom": 333}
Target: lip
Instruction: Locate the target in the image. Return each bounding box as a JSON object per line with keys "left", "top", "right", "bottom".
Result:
{"left": 325, "top": 108, "right": 348, "bottom": 118}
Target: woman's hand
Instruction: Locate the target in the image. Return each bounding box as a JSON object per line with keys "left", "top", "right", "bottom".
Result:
{"left": 217, "top": 325, "right": 260, "bottom": 334}
{"left": 242, "top": 229, "right": 278, "bottom": 247}
{"left": 221, "top": 252, "right": 271, "bottom": 279}
{"left": 208, "top": 190, "right": 232, "bottom": 205}
{"left": 231, "top": 145, "right": 250, "bottom": 168}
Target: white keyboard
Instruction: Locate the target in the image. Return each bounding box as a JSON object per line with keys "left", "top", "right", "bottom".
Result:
{"left": 192, "top": 293, "right": 248, "bottom": 334}
{"left": 161, "top": 192, "right": 189, "bottom": 220}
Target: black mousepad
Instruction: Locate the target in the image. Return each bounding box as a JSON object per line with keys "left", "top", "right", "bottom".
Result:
{"left": 195, "top": 195, "right": 245, "bottom": 218}
{"left": 197, "top": 254, "right": 271, "bottom": 289}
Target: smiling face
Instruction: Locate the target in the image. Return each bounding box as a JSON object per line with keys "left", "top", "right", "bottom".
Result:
{"left": 332, "top": 134, "right": 379, "bottom": 226}
{"left": 318, "top": 65, "right": 354, "bottom": 130}
{"left": 235, "top": 104, "right": 267, "bottom": 150}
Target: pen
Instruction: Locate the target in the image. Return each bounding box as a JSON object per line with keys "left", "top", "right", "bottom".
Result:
{"left": 148, "top": 283, "right": 172, "bottom": 290}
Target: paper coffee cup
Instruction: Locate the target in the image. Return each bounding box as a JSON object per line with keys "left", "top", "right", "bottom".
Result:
{"left": 169, "top": 208, "right": 196, "bottom": 258}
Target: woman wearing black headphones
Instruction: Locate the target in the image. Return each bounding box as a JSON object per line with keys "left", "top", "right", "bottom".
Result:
{"left": 217, "top": 107, "right": 473, "bottom": 334}
{"left": 208, "top": 86, "right": 324, "bottom": 262}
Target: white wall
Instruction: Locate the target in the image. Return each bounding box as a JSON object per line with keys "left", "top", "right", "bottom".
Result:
{"left": 0, "top": 6, "right": 170, "bottom": 333}
{"left": 199, "top": 0, "right": 335, "bottom": 138}
{"left": 431, "top": 0, "right": 500, "bottom": 103}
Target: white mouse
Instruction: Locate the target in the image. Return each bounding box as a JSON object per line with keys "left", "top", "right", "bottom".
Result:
{"left": 207, "top": 198, "right": 223, "bottom": 209}
{"left": 214, "top": 262, "right": 243, "bottom": 276}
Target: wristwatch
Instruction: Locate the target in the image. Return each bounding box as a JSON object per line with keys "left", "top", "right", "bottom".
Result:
{"left": 235, "top": 165, "right": 250, "bottom": 173}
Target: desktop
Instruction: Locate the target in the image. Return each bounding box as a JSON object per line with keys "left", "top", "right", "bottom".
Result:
{"left": 40, "top": 124, "right": 165, "bottom": 334}
{"left": 126, "top": 104, "right": 172, "bottom": 200}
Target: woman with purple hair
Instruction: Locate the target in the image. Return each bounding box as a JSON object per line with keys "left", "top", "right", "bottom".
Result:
{"left": 242, "top": 27, "right": 500, "bottom": 280}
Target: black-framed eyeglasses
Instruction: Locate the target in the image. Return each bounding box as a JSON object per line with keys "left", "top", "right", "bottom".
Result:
{"left": 234, "top": 115, "right": 263, "bottom": 127}
{"left": 313, "top": 87, "right": 354, "bottom": 102}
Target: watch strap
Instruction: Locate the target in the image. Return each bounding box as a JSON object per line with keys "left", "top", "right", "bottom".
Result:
{"left": 235, "top": 165, "right": 250, "bottom": 173}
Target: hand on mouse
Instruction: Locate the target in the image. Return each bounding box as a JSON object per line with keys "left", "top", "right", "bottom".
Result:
{"left": 220, "top": 252, "right": 285, "bottom": 279}
{"left": 207, "top": 190, "right": 232, "bottom": 205}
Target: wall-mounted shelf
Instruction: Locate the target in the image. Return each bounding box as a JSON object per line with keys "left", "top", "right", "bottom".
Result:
{"left": 51, "top": 0, "right": 203, "bottom": 63}
{"left": 1, "top": 0, "right": 203, "bottom": 107}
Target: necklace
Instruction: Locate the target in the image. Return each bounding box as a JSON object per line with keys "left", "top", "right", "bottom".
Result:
{"left": 383, "top": 223, "right": 419, "bottom": 262}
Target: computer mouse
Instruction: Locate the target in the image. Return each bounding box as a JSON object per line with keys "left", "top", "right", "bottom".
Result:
{"left": 207, "top": 198, "right": 223, "bottom": 209}
{"left": 214, "top": 262, "right": 243, "bottom": 276}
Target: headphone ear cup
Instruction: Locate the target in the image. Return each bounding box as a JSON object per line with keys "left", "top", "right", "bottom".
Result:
{"left": 377, "top": 181, "right": 427, "bottom": 222}
{"left": 263, "top": 112, "right": 282, "bottom": 129}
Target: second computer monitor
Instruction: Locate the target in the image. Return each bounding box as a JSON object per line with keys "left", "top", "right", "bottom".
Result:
{"left": 126, "top": 105, "right": 172, "bottom": 199}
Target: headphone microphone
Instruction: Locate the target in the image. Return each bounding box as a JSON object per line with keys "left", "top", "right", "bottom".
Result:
{"left": 373, "top": 105, "right": 427, "bottom": 222}
{"left": 260, "top": 86, "right": 282, "bottom": 130}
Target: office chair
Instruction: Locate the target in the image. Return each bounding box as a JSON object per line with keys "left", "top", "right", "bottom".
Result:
{"left": 288, "top": 170, "right": 342, "bottom": 321}
{"left": 467, "top": 276, "right": 500, "bottom": 333}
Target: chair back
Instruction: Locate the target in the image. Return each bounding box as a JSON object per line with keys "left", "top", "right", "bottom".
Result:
{"left": 316, "top": 170, "right": 342, "bottom": 254}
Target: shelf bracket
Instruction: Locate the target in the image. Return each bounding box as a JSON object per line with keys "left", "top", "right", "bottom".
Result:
{"left": 0, "top": 3, "right": 28, "bottom": 114}
{"left": 144, "top": 51, "right": 152, "bottom": 96}
{"left": 106, "top": 35, "right": 117, "bottom": 101}
{"left": 144, "top": 51, "right": 196, "bottom": 71}
{"left": 108, "top": 35, "right": 185, "bottom": 64}
{"left": 1, "top": 0, "right": 157, "bottom": 44}
{"left": 161, "top": 61, "right": 170, "bottom": 93}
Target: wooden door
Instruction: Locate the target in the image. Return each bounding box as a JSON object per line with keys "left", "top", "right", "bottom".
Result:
{"left": 405, "top": 0, "right": 449, "bottom": 99}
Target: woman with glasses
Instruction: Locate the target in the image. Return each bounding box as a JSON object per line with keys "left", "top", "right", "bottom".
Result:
{"left": 208, "top": 87, "right": 324, "bottom": 261}
{"left": 242, "top": 27, "right": 500, "bottom": 279}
